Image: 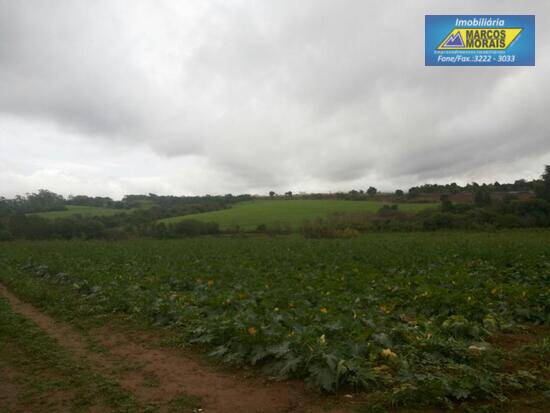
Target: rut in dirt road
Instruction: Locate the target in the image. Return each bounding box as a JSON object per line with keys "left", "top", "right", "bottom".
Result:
{"left": 0, "top": 283, "right": 327, "bottom": 413}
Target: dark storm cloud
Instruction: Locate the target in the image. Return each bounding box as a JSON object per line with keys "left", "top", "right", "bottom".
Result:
{"left": 0, "top": 0, "right": 548, "bottom": 197}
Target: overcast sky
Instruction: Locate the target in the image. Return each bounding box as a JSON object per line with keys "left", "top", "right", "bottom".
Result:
{"left": 0, "top": 1, "right": 547, "bottom": 199}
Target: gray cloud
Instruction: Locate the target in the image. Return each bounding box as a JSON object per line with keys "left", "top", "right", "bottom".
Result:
{"left": 0, "top": 0, "right": 548, "bottom": 198}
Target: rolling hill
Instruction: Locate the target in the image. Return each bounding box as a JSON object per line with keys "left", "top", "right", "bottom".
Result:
{"left": 159, "top": 199, "right": 435, "bottom": 230}
{"left": 27, "top": 204, "right": 152, "bottom": 219}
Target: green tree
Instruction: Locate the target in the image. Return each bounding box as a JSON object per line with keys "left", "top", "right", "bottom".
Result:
{"left": 367, "top": 186, "right": 377, "bottom": 196}
{"left": 440, "top": 194, "right": 453, "bottom": 212}
{"left": 535, "top": 165, "right": 550, "bottom": 201}
{"left": 474, "top": 190, "right": 491, "bottom": 207}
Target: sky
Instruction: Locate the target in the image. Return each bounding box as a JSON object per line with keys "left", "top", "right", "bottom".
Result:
{"left": 0, "top": 0, "right": 547, "bottom": 199}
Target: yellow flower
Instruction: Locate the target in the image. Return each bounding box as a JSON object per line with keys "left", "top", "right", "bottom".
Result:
{"left": 320, "top": 307, "right": 328, "bottom": 313}
{"left": 491, "top": 287, "right": 497, "bottom": 295}
{"left": 247, "top": 326, "right": 257, "bottom": 336}
{"left": 380, "top": 348, "right": 397, "bottom": 359}
{"left": 379, "top": 305, "right": 391, "bottom": 314}
{"left": 468, "top": 344, "right": 487, "bottom": 353}
{"left": 319, "top": 334, "right": 326, "bottom": 345}
{"left": 207, "top": 279, "right": 214, "bottom": 287}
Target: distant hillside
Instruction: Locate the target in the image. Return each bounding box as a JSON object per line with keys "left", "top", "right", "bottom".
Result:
{"left": 159, "top": 199, "right": 435, "bottom": 230}
{"left": 27, "top": 204, "right": 144, "bottom": 219}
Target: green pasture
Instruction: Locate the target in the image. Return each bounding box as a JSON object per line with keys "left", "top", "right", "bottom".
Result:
{"left": 27, "top": 204, "right": 148, "bottom": 219}
{"left": 159, "top": 199, "right": 435, "bottom": 229}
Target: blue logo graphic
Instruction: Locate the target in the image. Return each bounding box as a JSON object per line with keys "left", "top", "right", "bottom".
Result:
{"left": 425, "top": 15, "right": 535, "bottom": 66}
{"left": 443, "top": 32, "right": 464, "bottom": 48}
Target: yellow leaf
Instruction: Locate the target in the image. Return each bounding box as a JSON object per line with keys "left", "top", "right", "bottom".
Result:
{"left": 379, "top": 305, "right": 391, "bottom": 314}
{"left": 380, "top": 348, "right": 397, "bottom": 359}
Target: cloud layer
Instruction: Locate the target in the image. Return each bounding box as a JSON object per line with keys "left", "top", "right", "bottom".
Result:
{"left": 0, "top": 1, "right": 548, "bottom": 198}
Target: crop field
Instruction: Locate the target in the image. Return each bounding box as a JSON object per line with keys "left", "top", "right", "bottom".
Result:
{"left": 159, "top": 199, "right": 436, "bottom": 229}
{"left": 0, "top": 230, "right": 549, "bottom": 411}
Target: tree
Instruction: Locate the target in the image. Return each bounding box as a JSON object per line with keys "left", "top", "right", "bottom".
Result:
{"left": 474, "top": 190, "right": 491, "bottom": 207}
{"left": 440, "top": 194, "right": 453, "bottom": 212}
{"left": 367, "top": 187, "right": 377, "bottom": 196}
{"left": 535, "top": 165, "right": 550, "bottom": 201}
{"left": 0, "top": 221, "right": 12, "bottom": 240}
{"left": 31, "top": 189, "right": 65, "bottom": 210}
{"left": 269, "top": 191, "right": 276, "bottom": 198}
{"left": 513, "top": 179, "right": 529, "bottom": 191}
{"left": 285, "top": 191, "right": 293, "bottom": 198}
{"left": 449, "top": 183, "right": 460, "bottom": 194}
{"left": 395, "top": 189, "right": 404, "bottom": 197}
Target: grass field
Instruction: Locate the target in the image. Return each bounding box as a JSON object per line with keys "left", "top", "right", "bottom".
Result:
{"left": 159, "top": 199, "right": 436, "bottom": 229}
{"left": 1, "top": 230, "right": 548, "bottom": 411}
{"left": 28, "top": 202, "right": 153, "bottom": 219}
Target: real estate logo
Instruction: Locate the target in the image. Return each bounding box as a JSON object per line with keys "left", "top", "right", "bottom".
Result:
{"left": 425, "top": 15, "right": 535, "bottom": 66}
{"left": 438, "top": 28, "right": 522, "bottom": 50}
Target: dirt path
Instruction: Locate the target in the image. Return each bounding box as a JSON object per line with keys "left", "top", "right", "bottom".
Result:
{"left": 0, "top": 366, "right": 21, "bottom": 412}
{"left": 0, "top": 284, "right": 346, "bottom": 413}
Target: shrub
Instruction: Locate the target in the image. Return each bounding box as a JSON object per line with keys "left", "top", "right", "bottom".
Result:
{"left": 170, "top": 220, "right": 219, "bottom": 237}
{"left": 0, "top": 228, "right": 12, "bottom": 241}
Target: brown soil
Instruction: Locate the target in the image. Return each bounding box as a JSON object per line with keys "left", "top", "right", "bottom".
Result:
{"left": 0, "top": 284, "right": 347, "bottom": 413}
{"left": 1, "top": 356, "right": 96, "bottom": 412}
{"left": 488, "top": 326, "right": 550, "bottom": 351}
{"left": 0, "top": 366, "right": 21, "bottom": 412}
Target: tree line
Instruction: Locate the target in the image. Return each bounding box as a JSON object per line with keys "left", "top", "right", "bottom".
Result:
{"left": 267, "top": 176, "right": 540, "bottom": 201}
{"left": 1, "top": 166, "right": 549, "bottom": 240}
{"left": 0, "top": 193, "right": 252, "bottom": 240}
{"left": 301, "top": 166, "right": 550, "bottom": 237}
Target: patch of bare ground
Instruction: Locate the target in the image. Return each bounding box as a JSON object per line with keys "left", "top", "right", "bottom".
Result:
{"left": 0, "top": 366, "right": 21, "bottom": 412}
{"left": 93, "top": 326, "right": 310, "bottom": 412}
{"left": 488, "top": 325, "right": 550, "bottom": 380}
{"left": 0, "top": 366, "right": 80, "bottom": 413}
{"left": 0, "top": 284, "right": 352, "bottom": 413}
{"left": 488, "top": 325, "right": 550, "bottom": 351}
